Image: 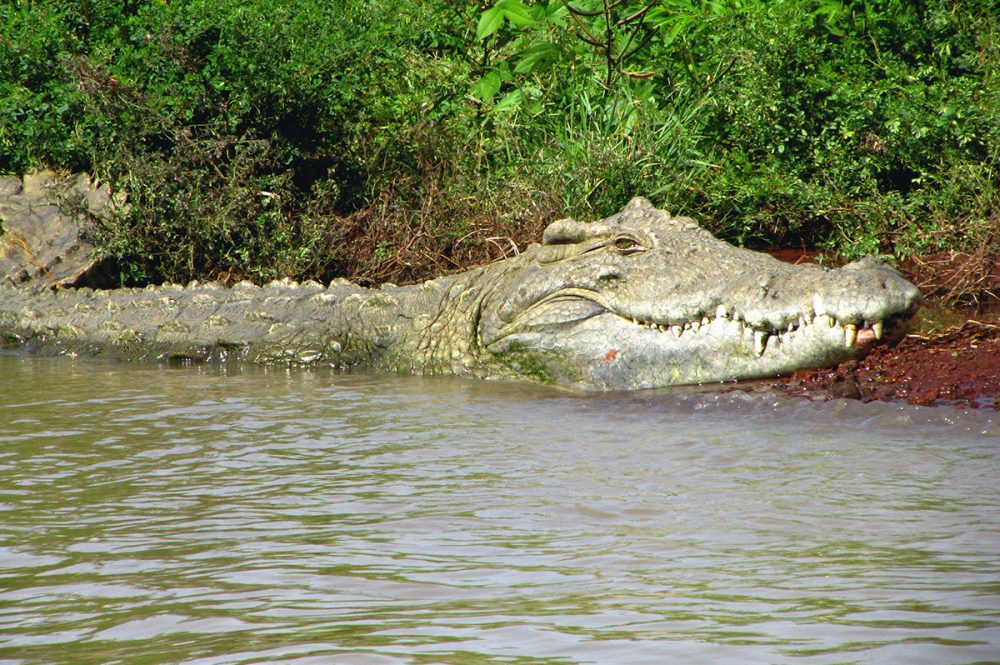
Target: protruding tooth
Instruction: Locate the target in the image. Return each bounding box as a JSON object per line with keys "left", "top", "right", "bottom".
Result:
{"left": 702, "top": 317, "right": 711, "bottom": 327}
{"left": 672, "top": 325, "right": 682, "bottom": 337}
{"left": 812, "top": 294, "right": 824, "bottom": 316}
{"left": 716, "top": 305, "right": 729, "bottom": 318}
{"left": 754, "top": 331, "right": 768, "bottom": 357}
{"left": 691, "top": 320, "right": 701, "bottom": 332}
{"left": 872, "top": 321, "right": 884, "bottom": 340}
{"left": 844, "top": 323, "right": 857, "bottom": 347}
{"left": 683, "top": 322, "right": 692, "bottom": 330}
{"left": 817, "top": 314, "right": 834, "bottom": 328}
{"left": 787, "top": 322, "right": 795, "bottom": 333}
{"left": 799, "top": 315, "right": 807, "bottom": 329}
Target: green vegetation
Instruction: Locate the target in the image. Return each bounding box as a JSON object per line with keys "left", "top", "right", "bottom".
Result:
{"left": 1, "top": 0, "right": 997, "bottom": 299}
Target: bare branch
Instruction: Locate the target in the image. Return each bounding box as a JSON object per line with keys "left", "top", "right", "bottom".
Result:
{"left": 616, "top": 9, "right": 647, "bottom": 57}
{"left": 562, "top": 0, "right": 603, "bottom": 18}
{"left": 618, "top": 3, "right": 653, "bottom": 26}
{"left": 576, "top": 30, "right": 606, "bottom": 47}
{"left": 620, "top": 28, "right": 656, "bottom": 62}
{"left": 564, "top": 3, "right": 606, "bottom": 46}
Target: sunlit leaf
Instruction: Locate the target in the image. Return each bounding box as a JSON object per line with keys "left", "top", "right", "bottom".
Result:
{"left": 476, "top": 7, "right": 504, "bottom": 40}
{"left": 501, "top": 0, "right": 537, "bottom": 27}
{"left": 471, "top": 70, "right": 502, "bottom": 101}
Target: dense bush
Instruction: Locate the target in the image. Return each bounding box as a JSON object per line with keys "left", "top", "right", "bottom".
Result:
{"left": 0, "top": 0, "right": 996, "bottom": 295}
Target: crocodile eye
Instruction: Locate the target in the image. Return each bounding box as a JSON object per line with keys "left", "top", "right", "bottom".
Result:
{"left": 611, "top": 235, "right": 646, "bottom": 255}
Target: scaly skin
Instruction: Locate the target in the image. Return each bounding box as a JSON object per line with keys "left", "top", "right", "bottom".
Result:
{"left": 0, "top": 198, "right": 921, "bottom": 390}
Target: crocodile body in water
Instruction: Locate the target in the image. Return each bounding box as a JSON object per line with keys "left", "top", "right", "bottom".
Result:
{"left": 0, "top": 198, "right": 921, "bottom": 391}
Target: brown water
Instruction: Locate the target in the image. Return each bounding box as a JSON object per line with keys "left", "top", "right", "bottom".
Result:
{"left": 1, "top": 356, "right": 999, "bottom": 664}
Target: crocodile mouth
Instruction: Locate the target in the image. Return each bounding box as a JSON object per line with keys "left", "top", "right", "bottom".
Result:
{"left": 495, "top": 289, "right": 915, "bottom": 358}
{"left": 623, "top": 307, "right": 914, "bottom": 357}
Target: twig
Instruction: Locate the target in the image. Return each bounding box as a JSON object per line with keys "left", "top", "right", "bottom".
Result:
{"left": 11, "top": 234, "right": 60, "bottom": 289}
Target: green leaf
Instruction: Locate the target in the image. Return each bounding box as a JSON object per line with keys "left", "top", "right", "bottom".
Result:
{"left": 492, "top": 89, "right": 523, "bottom": 113}
{"left": 472, "top": 70, "right": 502, "bottom": 101}
{"left": 513, "top": 43, "right": 560, "bottom": 74}
{"left": 501, "top": 0, "right": 537, "bottom": 28}
{"left": 476, "top": 7, "right": 504, "bottom": 40}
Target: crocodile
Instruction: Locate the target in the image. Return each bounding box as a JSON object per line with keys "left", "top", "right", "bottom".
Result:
{"left": 0, "top": 197, "right": 921, "bottom": 391}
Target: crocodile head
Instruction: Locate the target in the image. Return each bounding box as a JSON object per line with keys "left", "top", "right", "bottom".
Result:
{"left": 478, "top": 197, "right": 921, "bottom": 390}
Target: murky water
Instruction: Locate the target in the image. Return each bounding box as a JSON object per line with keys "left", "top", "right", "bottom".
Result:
{"left": 1, "top": 356, "right": 999, "bottom": 664}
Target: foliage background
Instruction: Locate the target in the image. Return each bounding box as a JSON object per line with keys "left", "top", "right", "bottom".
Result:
{"left": 0, "top": 0, "right": 996, "bottom": 297}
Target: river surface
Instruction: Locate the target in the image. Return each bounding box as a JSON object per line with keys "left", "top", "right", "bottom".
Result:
{"left": 1, "top": 355, "right": 999, "bottom": 664}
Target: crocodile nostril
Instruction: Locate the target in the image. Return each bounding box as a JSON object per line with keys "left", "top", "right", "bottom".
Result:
{"left": 598, "top": 270, "right": 621, "bottom": 284}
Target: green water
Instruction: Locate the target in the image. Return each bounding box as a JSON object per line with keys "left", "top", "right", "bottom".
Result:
{"left": 1, "top": 356, "right": 999, "bottom": 664}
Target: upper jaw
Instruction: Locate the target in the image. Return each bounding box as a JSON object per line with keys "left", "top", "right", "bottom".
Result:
{"left": 606, "top": 260, "right": 922, "bottom": 355}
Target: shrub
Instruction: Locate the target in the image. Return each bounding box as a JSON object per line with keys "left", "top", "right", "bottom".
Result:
{"left": 1, "top": 0, "right": 996, "bottom": 295}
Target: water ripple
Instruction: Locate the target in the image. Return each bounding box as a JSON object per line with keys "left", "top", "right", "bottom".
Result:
{"left": 1, "top": 356, "right": 998, "bottom": 663}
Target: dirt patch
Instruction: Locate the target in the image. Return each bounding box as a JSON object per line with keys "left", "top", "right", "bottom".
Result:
{"left": 776, "top": 319, "right": 1000, "bottom": 409}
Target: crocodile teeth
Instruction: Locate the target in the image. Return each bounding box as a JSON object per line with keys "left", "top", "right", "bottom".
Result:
{"left": 844, "top": 323, "right": 858, "bottom": 347}
{"left": 672, "top": 325, "right": 683, "bottom": 337}
{"left": 754, "top": 331, "right": 768, "bottom": 357}
{"left": 716, "top": 305, "right": 729, "bottom": 319}
{"left": 872, "top": 320, "right": 884, "bottom": 340}
{"left": 816, "top": 314, "right": 835, "bottom": 328}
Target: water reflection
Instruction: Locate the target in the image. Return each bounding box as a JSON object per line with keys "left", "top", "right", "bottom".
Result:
{"left": 1, "top": 356, "right": 998, "bottom": 663}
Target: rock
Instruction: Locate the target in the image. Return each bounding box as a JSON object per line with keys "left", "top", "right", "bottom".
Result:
{"left": 0, "top": 171, "right": 112, "bottom": 288}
